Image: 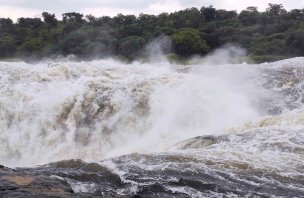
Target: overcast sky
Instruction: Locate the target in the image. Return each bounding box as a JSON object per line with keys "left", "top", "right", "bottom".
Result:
{"left": 0, "top": 0, "right": 302, "bottom": 20}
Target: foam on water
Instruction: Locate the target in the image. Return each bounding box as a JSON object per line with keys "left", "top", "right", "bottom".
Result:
{"left": 0, "top": 57, "right": 304, "bottom": 173}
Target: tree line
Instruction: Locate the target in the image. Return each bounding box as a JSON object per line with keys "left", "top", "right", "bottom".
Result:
{"left": 0, "top": 3, "right": 304, "bottom": 62}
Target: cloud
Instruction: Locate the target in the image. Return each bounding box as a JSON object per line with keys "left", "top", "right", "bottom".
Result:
{"left": 0, "top": 0, "right": 302, "bottom": 20}
{"left": 0, "top": 5, "right": 41, "bottom": 19}
{"left": 207, "top": 0, "right": 301, "bottom": 12}
{"left": 83, "top": 0, "right": 188, "bottom": 17}
{"left": 1, "top": 0, "right": 161, "bottom": 11}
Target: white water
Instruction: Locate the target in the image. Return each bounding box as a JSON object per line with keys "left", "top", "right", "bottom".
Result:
{"left": 0, "top": 57, "right": 304, "bottom": 168}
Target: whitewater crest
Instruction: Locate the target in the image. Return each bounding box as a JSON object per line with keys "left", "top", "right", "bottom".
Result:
{"left": 0, "top": 59, "right": 261, "bottom": 166}
{"left": 0, "top": 57, "right": 304, "bottom": 197}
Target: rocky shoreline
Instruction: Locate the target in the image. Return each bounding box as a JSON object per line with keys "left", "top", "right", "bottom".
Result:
{"left": 0, "top": 165, "right": 101, "bottom": 198}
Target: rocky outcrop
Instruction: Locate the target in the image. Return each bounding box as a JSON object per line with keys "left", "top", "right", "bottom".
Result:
{"left": 172, "top": 135, "right": 228, "bottom": 150}
{"left": 0, "top": 165, "right": 78, "bottom": 198}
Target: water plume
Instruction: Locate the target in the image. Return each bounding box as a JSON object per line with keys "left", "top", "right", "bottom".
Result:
{"left": 144, "top": 35, "right": 172, "bottom": 62}
{"left": 188, "top": 45, "right": 248, "bottom": 65}
{"left": 1, "top": 56, "right": 304, "bottom": 197}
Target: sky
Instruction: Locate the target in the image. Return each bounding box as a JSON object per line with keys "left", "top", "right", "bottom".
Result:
{"left": 0, "top": 0, "right": 302, "bottom": 20}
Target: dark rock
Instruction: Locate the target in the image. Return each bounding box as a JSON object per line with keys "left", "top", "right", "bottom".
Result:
{"left": 173, "top": 135, "right": 229, "bottom": 150}
{"left": 0, "top": 166, "right": 75, "bottom": 198}
{"left": 0, "top": 180, "right": 19, "bottom": 191}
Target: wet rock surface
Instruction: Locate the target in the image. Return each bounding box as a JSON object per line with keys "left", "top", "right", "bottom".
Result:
{"left": 1, "top": 152, "right": 304, "bottom": 198}
{"left": 0, "top": 165, "right": 93, "bottom": 198}
{"left": 172, "top": 135, "right": 229, "bottom": 150}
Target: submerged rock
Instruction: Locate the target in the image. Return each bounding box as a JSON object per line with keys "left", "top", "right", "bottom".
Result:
{"left": 173, "top": 135, "right": 228, "bottom": 150}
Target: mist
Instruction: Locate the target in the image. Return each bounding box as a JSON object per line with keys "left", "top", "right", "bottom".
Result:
{"left": 0, "top": 41, "right": 269, "bottom": 168}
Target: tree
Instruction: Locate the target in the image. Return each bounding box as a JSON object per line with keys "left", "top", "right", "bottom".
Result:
{"left": 247, "top": 6, "right": 258, "bottom": 12}
{"left": 250, "top": 33, "right": 287, "bottom": 56}
{"left": 0, "top": 18, "right": 14, "bottom": 34}
{"left": 238, "top": 6, "right": 259, "bottom": 26}
{"left": 118, "top": 36, "right": 145, "bottom": 58}
{"left": 169, "top": 8, "right": 202, "bottom": 29}
{"left": 266, "top": 4, "right": 287, "bottom": 16}
{"left": 0, "top": 35, "right": 16, "bottom": 57}
{"left": 200, "top": 6, "right": 216, "bottom": 22}
{"left": 59, "top": 31, "right": 86, "bottom": 55}
{"left": 17, "top": 18, "right": 43, "bottom": 29}
{"left": 215, "top": 9, "right": 237, "bottom": 20}
{"left": 62, "top": 12, "right": 84, "bottom": 24}
{"left": 85, "top": 14, "right": 96, "bottom": 23}
{"left": 287, "top": 9, "right": 304, "bottom": 20}
{"left": 18, "top": 38, "right": 44, "bottom": 56}
{"left": 171, "top": 28, "right": 209, "bottom": 56}
{"left": 138, "top": 14, "right": 158, "bottom": 30}
{"left": 113, "top": 14, "right": 136, "bottom": 26}
{"left": 286, "top": 28, "right": 304, "bottom": 55}
{"left": 0, "top": 4, "right": 304, "bottom": 61}
{"left": 97, "top": 16, "right": 112, "bottom": 26}
{"left": 42, "top": 12, "right": 57, "bottom": 27}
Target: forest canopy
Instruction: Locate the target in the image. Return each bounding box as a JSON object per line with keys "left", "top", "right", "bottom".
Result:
{"left": 0, "top": 3, "right": 304, "bottom": 62}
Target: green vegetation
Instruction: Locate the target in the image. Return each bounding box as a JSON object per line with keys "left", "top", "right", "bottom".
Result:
{"left": 171, "top": 28, "right": 208, "bottom": 56}
{"left": 0, "top": 4, "right": 304, "bottom": 62}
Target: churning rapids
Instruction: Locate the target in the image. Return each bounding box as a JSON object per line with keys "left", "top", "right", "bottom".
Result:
{"left": 1, "top": 57, "right": 304, "bottom": 197}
